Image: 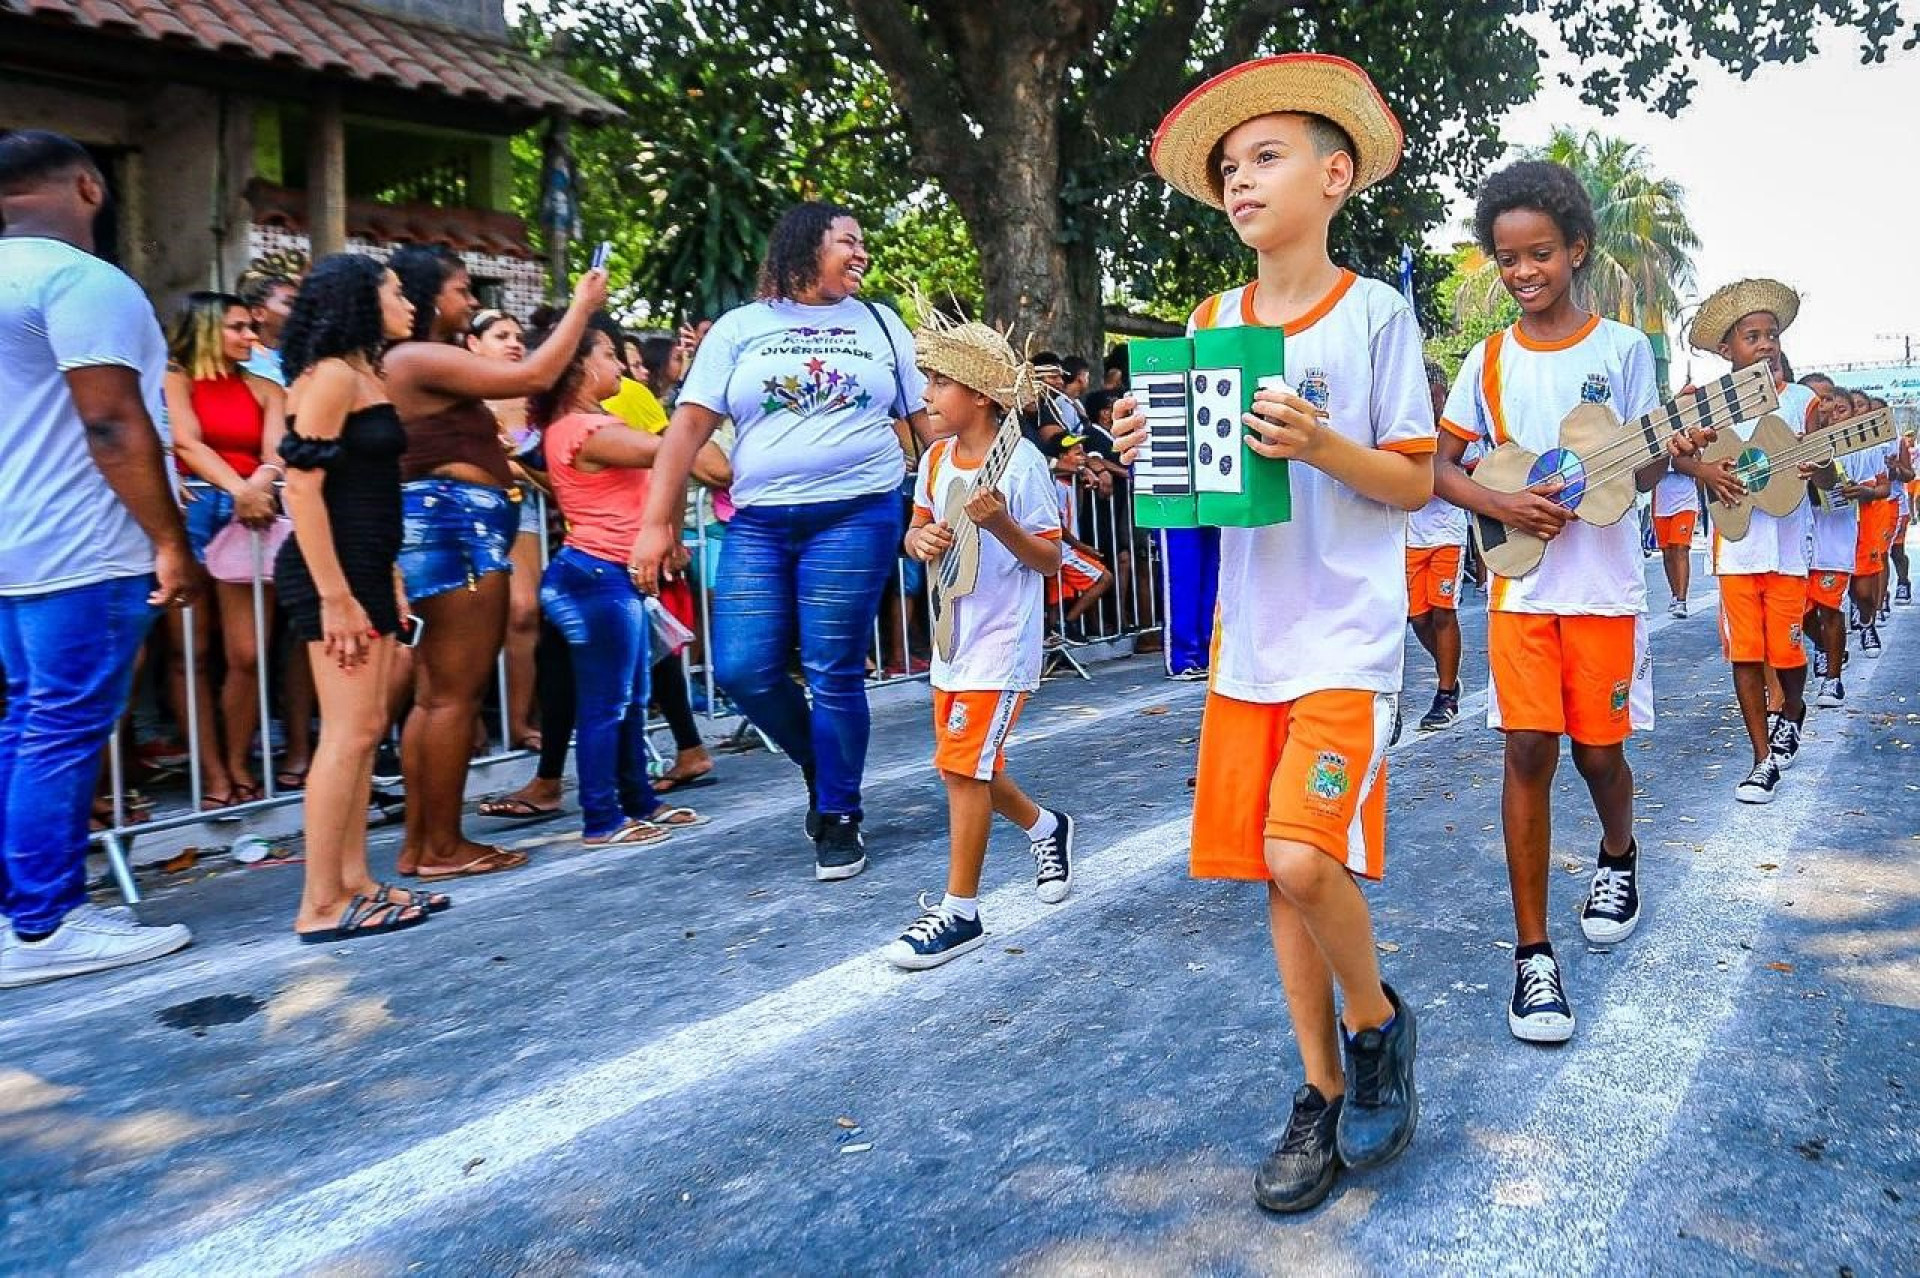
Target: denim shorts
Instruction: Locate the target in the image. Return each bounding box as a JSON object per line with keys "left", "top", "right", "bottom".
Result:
{"left": 183, "top": 488, "right": 235, "bottom": 562}
{"left": 398, "top": 478, "right": 518, "bottom": 602}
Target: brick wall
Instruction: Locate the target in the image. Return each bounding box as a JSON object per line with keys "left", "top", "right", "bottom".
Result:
{"left": 249, "top": 224, "right": 547, "bottom": 324}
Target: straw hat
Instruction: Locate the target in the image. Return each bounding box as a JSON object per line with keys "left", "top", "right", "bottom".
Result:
{"left": 914, "top": 315, "right": 1039, "bottom": 412}
{"left": 1688, "top": 278, "right": 1800, "bottom": 352}
{"left": 1150, "top": 53, "right": 1404, "bottom": 208}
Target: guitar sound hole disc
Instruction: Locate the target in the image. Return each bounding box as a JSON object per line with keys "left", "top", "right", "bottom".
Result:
{"left": 1734, "top": 446, "right": 1772, "bottom": 491}
{"left": 1527, "top": 448, "right": 1588, "bottom": 509}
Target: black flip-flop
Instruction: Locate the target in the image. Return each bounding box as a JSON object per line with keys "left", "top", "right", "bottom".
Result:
{"left": 374, "top": 882, "right": 452, "bottom": 914}
{"left": 653, "top": 772, "right": 717, "bottom": 794}
{"left": 297, "top": 894, "right": 429, "bottom": 944}
{"left": 477, "top": 796, "right": 565, "bottom": 820}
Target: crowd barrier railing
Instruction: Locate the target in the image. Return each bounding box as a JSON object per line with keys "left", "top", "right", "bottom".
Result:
{"left": 91, "top": 469, "right": 1163, "bottom": 900}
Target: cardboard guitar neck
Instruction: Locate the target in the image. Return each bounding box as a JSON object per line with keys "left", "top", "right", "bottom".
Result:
{"left": 929, "top": 403, "right": 1030, "bottom": 662}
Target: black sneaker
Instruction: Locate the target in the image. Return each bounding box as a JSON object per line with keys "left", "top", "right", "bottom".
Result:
{"left": 1417, "top": 689, "right": 1459, "bottom": 732}
{"left": 1580, "top": 845, "right": 1640, "bottom": 944}
{"left": 802, "top": 764, "right": 823, "bottom": 841}
{"left": 1863, "top": 623, "right": 1883, "bottom": 658}
{"left": 1811, "top": 646, "right": 1829, "bottom": 680}
{"left": 1254, "top": 1084, "right": 1343, "bottom": 1213}
{"left": 883, "top": 897, "right": 984, "bottom": 970}
{"left": 1508, "top": 950, "right": 1575, "bottom": 1043}
{"left": 1898, "top": 581, "right": 1912, "bottom": 608}
{"left": 1335, "top": 983, "right": 1418, "bottom": 1170}
{"left": 1879, "top": 594, "right": 1893, "bottom": 622}
{"left": 1817, "top": 677, "right": 1846, "bottom": 708}
{"left": 1032, "top": 810, "right": 1074, "bottom": 904}
{"left": 1768, "top": 713, "right": 1802, "bottom": 771}
{"left": 814, "top": 813, "right": 866, "bottom": 881}
{"left": 1388, "top": 702, "right": 1403, "bottom": 747}
{"left": 1734, "top": 757, "right": 1781, "bottom": 805}
{"left": 371, "top": 740, "right": 403, "bottom": 788}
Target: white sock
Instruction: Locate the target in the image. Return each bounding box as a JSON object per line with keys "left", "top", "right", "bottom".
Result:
{"left": 1023, "top": 809, "right": 1058, "bottom": 841}
{"left": 941, "top": 893, "right": 978, "bottom": 921}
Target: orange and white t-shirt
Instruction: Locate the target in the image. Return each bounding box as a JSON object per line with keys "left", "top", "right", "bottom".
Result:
{"left": 913, "top": 435, "right": 1061, "bottom": 693}
{"left": 1187, "top": 271, "right": 1437, "bottom": 703}
{"left": 1708, "top": 380, "right": 1819, "bottom": 578}
{"left": 1810, "top": 447, "right": 1878, "bottom": 573}
{"left": 1440, "top": 316, "right": 1660, "bottom": 615}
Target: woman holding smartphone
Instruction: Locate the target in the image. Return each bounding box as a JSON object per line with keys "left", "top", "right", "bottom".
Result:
{"left": 275, "top": 256, "right": 443, "bottom": 942}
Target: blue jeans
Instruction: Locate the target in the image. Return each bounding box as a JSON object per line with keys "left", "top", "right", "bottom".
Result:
{"left": 183, "top": 488, "right": 235, "bottom": 561}
{"left": 539, "top": 546, "right": 658, "bottom": 838}
{"left": 711, "top": 490, "right": 902, "bottom": 816}
{"left": 0, "top": 575, "right": 159, "bottom": 933}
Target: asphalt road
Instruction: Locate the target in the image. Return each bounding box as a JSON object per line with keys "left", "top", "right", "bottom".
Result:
{"left": 2, "top": 554, "right": 1916, "bottom": 1276}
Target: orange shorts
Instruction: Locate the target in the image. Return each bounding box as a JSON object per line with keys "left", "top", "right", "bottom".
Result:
{"left": 1653, "top": 510, "right": 1697, "bottom": 549}
{"left": 1047, "top": 545, "right": 1108, "bottom": 604}
{"left": 1806, "top": 569, "right": 1850, "bottom": 612}
{"left": 1488, "top": 613, "right": 1638, "bottom": 745}
{"left": 932, "top": 689, "right": 1027, "bottom": 780}
{"left": 1190, "top": 688, "right": 1390, "bottom": 883}
{"left": 1855, "top": 502, "right": 1895, "bottom": 576}
{"left": 1718, "top": 572, "right": 1808, "bottom": 668}
{"left": 1405, "top": 545, "right": 1462, "bottom": 617}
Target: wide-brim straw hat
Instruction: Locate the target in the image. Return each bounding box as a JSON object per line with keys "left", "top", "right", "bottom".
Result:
{"left": 1150, "top": 53, "right": 1404, "bottom": 208}
{"left": 915, "top": 319, "right": 1037, "bottom": 412}
{"left": 1689, "top": 278, "right": 1800, "bottom": 352}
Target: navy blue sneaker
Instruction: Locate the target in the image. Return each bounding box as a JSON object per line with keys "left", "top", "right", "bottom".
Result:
{"left": 814, "top": 813, "right": 866, "bottom": 881}
{"left": 884, "top": 898, "right": 984, "bottom": 970}
{"left": 1254, "top": 1084, "right": 1343, "bottom": 1213}
{"left": 1032, "top": 810, "right": 1074, "bottom": 904}
{"left": 1335, "top": 983, "right": 1418, "bottom": 1170}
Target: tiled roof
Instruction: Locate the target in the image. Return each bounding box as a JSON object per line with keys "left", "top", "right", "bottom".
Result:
{"left": 6, "top": 0, "right": 619, "bottom": 122}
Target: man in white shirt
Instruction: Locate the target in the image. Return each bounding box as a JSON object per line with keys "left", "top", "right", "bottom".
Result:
{"left": 0, "top": 130, "right": 202, "bottom": 987}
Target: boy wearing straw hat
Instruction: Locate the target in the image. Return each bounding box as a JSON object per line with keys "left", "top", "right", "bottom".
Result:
{"left": 883, "top": 320, "right": 1075, "bottom": 971}
{"left": 1672, "top": 279, "right": 1821, "bottom": 804}
{"left": 1432, "top": 161, "right": 1690, "bottom": 1047}
{"left": 1112, "top": 53, "right": 1433, "bottom": 1213}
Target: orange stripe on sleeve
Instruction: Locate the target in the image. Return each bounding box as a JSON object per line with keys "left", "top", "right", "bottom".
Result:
{"left": 1481, "top": 329, "right": 1509, "bottom": 447}
{"left": 1439, "top": 417, "right": 1479, "bottom": 442}
{"left": 1380, "top": 437, "right": 1437, "bottom": 455}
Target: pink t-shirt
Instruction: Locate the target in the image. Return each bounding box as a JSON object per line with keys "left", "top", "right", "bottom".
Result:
{"left": 545, "top": 412, "right": 650, "bottom": 564}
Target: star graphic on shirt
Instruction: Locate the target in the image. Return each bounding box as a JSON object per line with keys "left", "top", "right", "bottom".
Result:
{"left": 762, "top": 377, "right": 780, "bottom": 395}
{"left": 781, "top": 376, "right": 802, "bottom": 394}
{"left": 854, "top": 391, "right": 872, "bottom": 410}
{"left": 762, "top": 396, "right": 784, "bottom": 414}
{"left": 825, "top": 369, "right": 842, "bottom": 388}
{"left": 806, "top": 357, "right": 826, "bottom": 377}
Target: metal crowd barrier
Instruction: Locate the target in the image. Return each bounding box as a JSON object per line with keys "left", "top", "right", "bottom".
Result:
{"left": 92, "top": 469, "right": 1163, "bottom": 900}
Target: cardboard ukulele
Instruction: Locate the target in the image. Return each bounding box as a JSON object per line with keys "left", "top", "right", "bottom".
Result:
{"left": 1712, "top": 406, "right": 1896, "bottom": 536}
{"left": 1472, "top": 361, "right": 1778, "bottom": 578}
{"left": 928, "top": 375, "right": 1039, "bottom": 663}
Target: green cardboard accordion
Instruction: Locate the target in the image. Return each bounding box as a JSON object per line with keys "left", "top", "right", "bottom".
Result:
{"left": 1130, "top": 327, "right": 1292, "bottom": 529}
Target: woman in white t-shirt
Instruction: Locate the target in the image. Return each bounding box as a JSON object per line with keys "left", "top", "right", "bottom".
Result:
{"left": 632, "top": 202, "right": 932, "bottom": 882}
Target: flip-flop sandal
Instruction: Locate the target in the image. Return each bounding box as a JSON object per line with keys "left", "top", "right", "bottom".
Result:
{"left": 374, "top": 882, "right": 452, "bottom": 914}
{"left": 276, "top": 768, "right": 310, "bottom": 790}
{"left": 298, "top": 894, "right": 429, "bottom": 944}
{"left": 648, "top": 806, "right": 710, "bottom": 828}
{"left": 653, "top": 772, "right": 717, "bottom": 794}
{"left": 478, "top": 796, "right": 565, "bottom": 820}
{"left": 582, "top": 819, "right": 671, "bottom": 847}
{"left": 407, "top": 847, "right": 529, "bottom": 881}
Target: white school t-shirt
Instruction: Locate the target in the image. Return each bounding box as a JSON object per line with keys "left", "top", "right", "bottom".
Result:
{"left": 1440, "top": 316, "right": 1660, "bottom": 615}
{"left": 677, "top": 296, "right": 927, "bottom": 508}
{"left": 0, "top": 237, "right": 169, "bottom": 596}
{"left": 1407, "top": 489, "right": 1467, "bottom": 549}
{"left": 913, "top": 436, "right": 1061, "bottom": 693}
{"left": 1708, "top": 381, "right": 1820, "bottom": 578}
{"left": 1809, "top": 448, "right": 1879, "bottom": 572}
{"left": 1187, "top": 272, "right": 1437, "bottom": 703}
{"left": 1652, "top": 467, "right": 1698, "bottom": 519}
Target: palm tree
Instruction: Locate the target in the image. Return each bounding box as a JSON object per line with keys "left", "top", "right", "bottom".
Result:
{"left": 1454, "top": 128, "right": 1700, "bottom": 389}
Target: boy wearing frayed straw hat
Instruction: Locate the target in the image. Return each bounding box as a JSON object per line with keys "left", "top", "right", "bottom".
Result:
{"left": 1112, "top": 54, "right": 1433, "bottom": 1213}
{"left": 883, "top": 319, "right": 1077, "bottom": 972}
{"left": 1672, "top": 280, "right": 1820, "bottom": 805}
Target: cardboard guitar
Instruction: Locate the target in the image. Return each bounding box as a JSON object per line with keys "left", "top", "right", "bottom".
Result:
{"left": 1472, "top": 362, "right": 1778, "bottom": 578}
{"left": 928, "top": 372, "right": 1040, "bottom": 662}
{"left": 1712, "top": 406, "right": 1895, "bottom": 537}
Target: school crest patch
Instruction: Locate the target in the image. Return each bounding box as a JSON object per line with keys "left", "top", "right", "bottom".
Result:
{"left": 1610, "top": 680, "right": 1630, "bottom": 715}
{"left": 1439, "top": 577, "right": 1455, "bottom": 598}
{"left": 1298, "top": 369, "right": 1332, "bottom": 411}
{"left": 1307, "top": 751, "right": 1350, "bottom": 802}
{"left": 1788, "top": 622, "right": 1803, "bottom": 645}
{"left": 1820, "top": 572, "right": 1838, "bottom": 589}
{"left": 1580, "top": 373, "right": 1612, "bottom": 405}
{"left": 946, "top": 700, "right": 970, "bottom": 737}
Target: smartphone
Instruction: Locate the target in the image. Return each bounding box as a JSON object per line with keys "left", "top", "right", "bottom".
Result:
{"left": 398, "top": 613, "right": 426, "bottom": 648}
{"left": 590, "top": 240, "right": 612, "bottom": 271}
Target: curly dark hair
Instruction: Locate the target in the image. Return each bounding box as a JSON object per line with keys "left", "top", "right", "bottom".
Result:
{"left": 524, "top": 320, "right": 614, "bottom": 429}
{"left": 279, "top": 254, "right": 391, "bottom": 385}
{"left": 757, "top": 201, "right": 856, "bottom": 301}
{"left": 1473, "top": 161, "right": 1595, "bottom": 272}
{"left": 389, "top": 243, "right": 466, "bottom": 342}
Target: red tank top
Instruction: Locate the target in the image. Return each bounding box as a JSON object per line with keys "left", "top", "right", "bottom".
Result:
{"left": 178, "top": 376, "right": 264, "bottom": 477}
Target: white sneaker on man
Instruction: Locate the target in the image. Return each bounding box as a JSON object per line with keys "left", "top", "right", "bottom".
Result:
{"left": 0, "top": 904, "right": 192, "bottom": 988}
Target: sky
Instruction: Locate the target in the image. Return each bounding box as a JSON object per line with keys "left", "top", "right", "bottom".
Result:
{"left": 1440, "top": 17, "right": 1920, "bottom": 382}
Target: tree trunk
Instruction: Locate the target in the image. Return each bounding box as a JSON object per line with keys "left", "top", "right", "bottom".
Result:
{"left": 843, "top": 0, "right": 1106, "bottom": 354}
